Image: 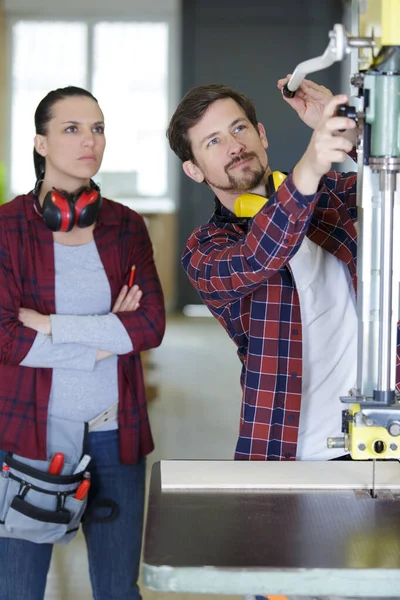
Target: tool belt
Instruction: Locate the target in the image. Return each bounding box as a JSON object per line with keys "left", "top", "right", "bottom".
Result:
{"left": 0, "top": 402, "right": 118, "bottom": 545}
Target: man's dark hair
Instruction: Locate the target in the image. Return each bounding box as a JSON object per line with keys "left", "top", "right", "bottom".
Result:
{"left": 167, "top": 84, "right": 259, "bottom": 163}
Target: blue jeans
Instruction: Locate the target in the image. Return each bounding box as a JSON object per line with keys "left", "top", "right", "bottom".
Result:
{"left": 0, "top": 429, "right": 146, "bottom": 600}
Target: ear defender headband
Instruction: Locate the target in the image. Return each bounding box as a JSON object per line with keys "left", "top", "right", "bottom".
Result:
{"left": 38, "top": 181, "right": 102, "bottom": 232}
{"left": 233, "top": 171, "right": 286, "bottom": 218}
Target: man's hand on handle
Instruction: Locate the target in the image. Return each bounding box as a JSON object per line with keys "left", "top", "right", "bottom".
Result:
{"left": 292, "top": 94, "right": 356, "bottom": 196}
{"left": 277, "top": 74, "right": 333, "bottom": 130}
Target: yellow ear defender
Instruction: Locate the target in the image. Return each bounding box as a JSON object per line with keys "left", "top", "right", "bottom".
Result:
{"left": 233, "top": 171, "right": 286, "bottom": 218}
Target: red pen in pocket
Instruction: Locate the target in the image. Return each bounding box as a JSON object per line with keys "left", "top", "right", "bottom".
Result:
{"left": 49, "top": 452, "right": 64, "bottom": 475}
{"left": 128, "top": 264, "right": 136, "bottom": 288}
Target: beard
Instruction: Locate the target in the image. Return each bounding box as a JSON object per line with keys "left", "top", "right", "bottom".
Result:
{"left": 205, "top": 152, "right": 267, "bottom": 193}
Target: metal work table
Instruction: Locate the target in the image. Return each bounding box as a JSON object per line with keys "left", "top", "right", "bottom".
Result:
{"left": 143, "top": 461, "right": 400, "bottom": 597}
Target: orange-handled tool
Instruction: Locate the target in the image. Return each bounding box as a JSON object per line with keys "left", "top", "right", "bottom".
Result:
{"left": 49, "top": 452, "right": 64, "bottom": 475}
{"left": 75, "top": 479, "right": 91, "bottom": 500}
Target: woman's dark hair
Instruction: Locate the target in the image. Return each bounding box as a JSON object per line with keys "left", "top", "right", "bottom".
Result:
{"left": 34, "top": 86, "right": 98, "bottom": 180}
{"left": 167, "top": 84, "right": 259, "bottom": 163}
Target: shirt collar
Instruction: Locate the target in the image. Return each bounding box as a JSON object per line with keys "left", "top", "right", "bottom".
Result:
{"left": 25, "top": 190, "right": 43, "bottom": 221}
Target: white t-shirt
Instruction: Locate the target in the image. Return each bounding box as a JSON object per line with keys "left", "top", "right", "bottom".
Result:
{"left": 289, "top": 236, "right": 357, "bottom": 460}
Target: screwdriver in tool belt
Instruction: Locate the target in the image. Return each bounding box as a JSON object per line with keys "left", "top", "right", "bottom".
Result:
{"left": 75, "top": 473, "right": 91, "bottom": 500}
{"left": 49, "top": 453, "right": 64, "bottom": 475}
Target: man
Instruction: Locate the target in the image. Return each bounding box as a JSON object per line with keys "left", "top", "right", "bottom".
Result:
{"left": 167, "top": 78, "right": 358, "bottom": 462}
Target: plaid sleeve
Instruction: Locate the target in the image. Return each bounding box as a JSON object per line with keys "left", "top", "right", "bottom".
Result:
{"left": 115, "top": 213, "right": 166, "bottom": 353}
{"left": 318, "top": 170, "right": 357, "bottom": 222}
{"left": 182, "top": 173, "right": 320, "bottom": 308}
{"left": 0, "top": 223, "right": 37, "bottom": 365}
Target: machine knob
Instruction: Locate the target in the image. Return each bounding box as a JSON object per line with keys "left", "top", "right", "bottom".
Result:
{"left": 281, "top": 83, "right": 296, "bottom": 99}
{"left": 336, "top": 104, "right": 358, "bottom": 133}
{"left": 387, "top": 421, "right": 400, "bottom": 437}
{"left": 374, "top": 440, "right": 385, "bottom": 454}
{"left": 336, "top": 104, "right": 358, "bottom": 121}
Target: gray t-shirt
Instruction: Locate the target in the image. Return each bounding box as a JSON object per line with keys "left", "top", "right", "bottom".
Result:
{"left": 21, "top": 241, "right": 133, "bottom": 428}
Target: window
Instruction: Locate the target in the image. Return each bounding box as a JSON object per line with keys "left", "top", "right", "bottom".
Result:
{"left": 9, "top": 19, "right": 170, "bottom": 199}
{"left": 93, "top": 22, "right": 168, "bottom": 197}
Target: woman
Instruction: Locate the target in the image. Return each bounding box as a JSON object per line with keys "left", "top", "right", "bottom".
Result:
{"left": 0, "top": 86, "right": 165, "bottom": 599}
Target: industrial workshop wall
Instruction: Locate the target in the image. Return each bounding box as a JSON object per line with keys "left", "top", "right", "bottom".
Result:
{"left": 176, "top": 0, "right": 345, "bottom": 310}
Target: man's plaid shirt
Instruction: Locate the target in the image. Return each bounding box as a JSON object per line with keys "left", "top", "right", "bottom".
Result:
{"left": 183, "top": 170, "right": 400, "bottom": 460}
{"left": 0, "top": 192, "right": 165, "bottom": 464}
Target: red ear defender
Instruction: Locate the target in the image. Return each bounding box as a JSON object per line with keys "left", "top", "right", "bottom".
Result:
{"left": 40, "top": 181, "right": 102, "bottom": 232}
{"left": 42, "top": 189, "right": 75, "bottom": 232}
{"left": 74, "top": 187, "right": 102, "bottom": 228}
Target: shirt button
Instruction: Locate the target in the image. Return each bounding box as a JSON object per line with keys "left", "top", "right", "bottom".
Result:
{"left": 288, "top": 415, "right": 295, "bottom": 421}
{"left": 285, "top": 452, "right": 292, "bottom": 458}
{"left": 284, "top": 238, "right": 289, "bottom": 243}
{"left": 290, "top": 372, "right": 297, "bottom": 378}
{"left": 292, "top": 329, "right": 298, "bottom": 335}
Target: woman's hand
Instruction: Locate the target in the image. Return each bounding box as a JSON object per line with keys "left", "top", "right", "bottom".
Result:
{"left": 19, "top": 308, "right": 51, "bottom": 335}
{"left": 277, "top": 74, "right": 333, "bottom": 130}
{"left": 112, "top": 284, "right": 143, "bottom": 313}
{"left": 96, "top": 285, "right": 142, "bottom": 361}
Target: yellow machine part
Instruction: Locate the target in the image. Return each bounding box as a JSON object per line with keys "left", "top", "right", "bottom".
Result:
{"left": 347, "top": 403, "right": 400, "bottom": 460}
{"left": 233, "top": 171, "right": 286, "bottom": 218}
{"left": 381, "top": 0, "right": 400, "bottom": 46}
